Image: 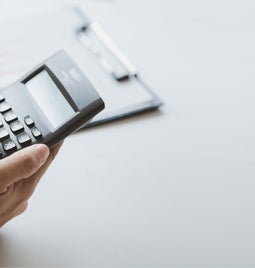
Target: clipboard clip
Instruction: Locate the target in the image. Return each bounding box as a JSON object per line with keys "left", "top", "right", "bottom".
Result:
{"left": 78, "top": 21, "right": 137, "bottom": 82}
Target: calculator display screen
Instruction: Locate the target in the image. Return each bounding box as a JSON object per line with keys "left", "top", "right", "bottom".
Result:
{"left": 26, "top": 70, "right": 75, "bottom": 129}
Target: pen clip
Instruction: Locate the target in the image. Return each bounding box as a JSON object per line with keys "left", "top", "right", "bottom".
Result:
{"left": 78, "top": 21, "right": 137, "bottom": 82}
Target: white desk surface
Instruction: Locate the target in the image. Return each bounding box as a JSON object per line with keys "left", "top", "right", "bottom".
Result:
{"left": 1, "top": 0, "right": 255, "bottom": 266}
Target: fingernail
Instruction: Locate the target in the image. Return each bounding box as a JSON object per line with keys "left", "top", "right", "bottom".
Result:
{"left": 34, "top": 144, "right": 50, "bottom": 163}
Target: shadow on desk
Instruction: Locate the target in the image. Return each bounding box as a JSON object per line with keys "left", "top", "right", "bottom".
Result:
{"left": 78, "top": 108, "right": 164, "bottom": 133}
{"left": 0, "top": 232, "right": 63, "bottom": 266}
{"left": 0, "top": 233, "right": 13, "bottom": 266}
{"left": 0, "top": 233, "right": 32, "bottom": 266}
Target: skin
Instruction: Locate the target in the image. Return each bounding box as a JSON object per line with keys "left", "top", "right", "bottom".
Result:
{"left": 0, "top": 142, "right": 63, "bottom": 228}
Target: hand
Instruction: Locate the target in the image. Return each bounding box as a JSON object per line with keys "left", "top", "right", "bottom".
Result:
{"left": 0, "top": 142, "right": 63, "bottom": 228}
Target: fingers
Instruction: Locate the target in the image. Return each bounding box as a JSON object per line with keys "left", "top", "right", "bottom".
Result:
{"left": 15, "top": 201, "right": 28, "bottom": 217}
{"left": 11, "top": 141, "right": 64, "bottom": 200}
{"left": 0, "top": 142, "right": 64, "bottom": 228}
{"left": 0, "top": 201, "right": 28, "bottom": 228}
{"left": 25, "top": 141, "right": 64, "bottom": 186}
{"left": 0, "top": 144, "right": 49, "bottom": 193}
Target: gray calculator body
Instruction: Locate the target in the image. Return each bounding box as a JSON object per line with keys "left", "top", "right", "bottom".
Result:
{"left": 0, "top": 50, "right": 104, "bottom": 158}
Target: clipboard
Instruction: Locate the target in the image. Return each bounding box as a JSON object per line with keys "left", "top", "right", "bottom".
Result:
{"left": 0, "top": 7, "right": 162, "bottom": 128}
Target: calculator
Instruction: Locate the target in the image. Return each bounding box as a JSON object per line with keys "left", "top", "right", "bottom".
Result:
{"left": 0, "top": 50, "right": 105, "bottom": 158}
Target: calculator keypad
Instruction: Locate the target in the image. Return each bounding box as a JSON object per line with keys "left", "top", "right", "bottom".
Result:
{"left": 0, "top": 93, "right": 5, "bottom": 103}
{"left": 17, "top": 132, "right": 32, "bottom": 146}
{"left": 31, "top": 127, "right": 42, "bottom": 139}
{"left": 4, "top": 110, "right": 17, "bottom": 123}
{"left": 10, "top": 120, "right": 24, "bottom": 134}
{"left": 0, "top": 128, "right": 9, "bottom": 141}
{"left": 0, "top": 102, "right": 11, "bottom": 113}
{"left": 24, "top": 116, "right": 34, "bottom": 127}
{"left": 0, "top": 95, "right": 43, "bottom": 157}
{"left": 3, "top": 139, "right": 17, "bottom": 153}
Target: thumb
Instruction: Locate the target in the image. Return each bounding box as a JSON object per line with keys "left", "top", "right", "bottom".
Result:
{"left": 0, "top": 144, "right": 49, "bottom": 193}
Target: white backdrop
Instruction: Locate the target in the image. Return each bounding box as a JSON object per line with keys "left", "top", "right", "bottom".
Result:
{"left": 0, "top": 0, "right": 255, "bottom": 266}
